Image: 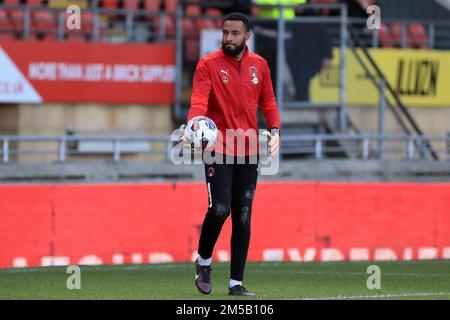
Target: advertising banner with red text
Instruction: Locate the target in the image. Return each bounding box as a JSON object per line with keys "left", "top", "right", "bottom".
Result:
{"left": 0, "top": 182, "right": 449, "bottom": 268}
{"left": 0, "top": 41, "right": 175, "bottom": 104}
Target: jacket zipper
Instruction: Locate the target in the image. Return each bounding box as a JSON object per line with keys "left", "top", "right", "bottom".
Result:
{"left": 238, "top": 60, "right": 243, "bottom": 123}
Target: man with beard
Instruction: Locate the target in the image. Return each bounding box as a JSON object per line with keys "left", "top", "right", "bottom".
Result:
{"left": 181, "top": 12, "right": 281, "bottom": 296}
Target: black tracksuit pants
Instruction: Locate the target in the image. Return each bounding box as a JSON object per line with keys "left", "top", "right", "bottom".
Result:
{"left": 198, "top": 154, "right": 259, "bottom": 281}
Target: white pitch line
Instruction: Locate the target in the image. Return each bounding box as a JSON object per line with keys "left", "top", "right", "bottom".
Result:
{"left": 251, "top": 269, "right": 450, "bottom": 278}
{"left": 1, "top": 263, "right": 450, "bottom": 279}
{"left": 301, "top": 292, "right": 450, "bottom": 300}
{"left": 0, "top": 263, "right": 193, "bottom": 273}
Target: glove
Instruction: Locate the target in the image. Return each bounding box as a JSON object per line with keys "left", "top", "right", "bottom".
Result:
{"left": 262, "top": 129, "right": 281, "bottom": 158}
{"left": 179, "top": 124, "right": 192, "bottom": 148}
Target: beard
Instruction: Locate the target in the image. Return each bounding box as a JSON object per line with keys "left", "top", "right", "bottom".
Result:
{"left": 222, "top": 39, "right": 246, "bottom": 57}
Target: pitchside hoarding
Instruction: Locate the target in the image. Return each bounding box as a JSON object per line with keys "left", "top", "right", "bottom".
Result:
{"left": 0, "top": 182, "right": 449, "bottom": 268}
{"left": 310, "top": 48, "right": 450, "bottom": 107}
{"left": 0, "top": 41, "right": 175, "bottom": 104}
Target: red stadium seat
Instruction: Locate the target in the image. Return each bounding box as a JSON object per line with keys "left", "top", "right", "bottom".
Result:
{"left": 153, "top": 15, "right": 175, "bottom": 39}
{"left": 81, "top": 11, "right": 94, "bottom": 30}
{"left": 165, "top": 0, "right": 178, "bottom": 13}
{"left": 102, "top": 0, "right": 119, "bottom": 9}
{"left": 26, "top": 0, "right": 43, "bottom": 6}
{"left": 408, "top": 23, "right": 429, "bottom": 49}
{"left": 31, "top": 9, "right": 57, "bottom": 31}
{"left": 145, "top": 0, "right": 161, "bottom": 11}
{"left": 185, "top": 5, "right": 201, "bottom": 17}
{"left": 3, "top": 0, "right": 21, "bottom": 4}
{"left": 123, "top": 0, "right": 140, "bottom": 11}
{"left": 205, "top": 8, "right": 221, "bottom": 16}
{"left": 390, "top": 22, "right": 402, "bottom": 43}
{"left": 9, "top": 9, "right": 24, "bottom": 30}
{"left": 378, "top": 23, "right": 395, "bottom": 48}
{"left": 0, "top": 9, "right": 12, "bottom": 29}
{"left": 205, "top": 8, "right": 222, "bottom": 28}
{"left": 196, "top": 18, "right": 215, "bottom": 31}
{"left": 144, "top": 0, "right": 161, "bottom": 20}
{"left": 101, "top": 0, "right": 119, "bottom": 19}
{"left": 183, "top": 17, "right": 195, "bottom": 35}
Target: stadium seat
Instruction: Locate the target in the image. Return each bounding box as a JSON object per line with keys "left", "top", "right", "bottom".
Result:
{"left": 145, "top": 0, "right": 161, "bottom": 11}
{"left": 152, "top": 15, "right": 175, "bottom": 39}
{"left": 0, "top": 9, "right": 12, "bottom": 29}
{"left": 123, "top": 0, "right": 141, "bottom": 11}
{"left": 205, "top": 8, "right": 222, "bottom": 16}
{"left": 408, "top": 23, "right": 429, "bottom": 49}
{"left": 102, "top": 0, "right": 119, "bottom": 9}
{"left": 165, "top": 0, "right": 178, "bottom": 13}
{"left": 390, "top": 22, "right": 404, "bottom": 46}
{"left": 205, "top": 8, "right": 222, "bottom": 28}
{"left": 183, "top": 17, "right": 195, "bottom": 35}
{"left": 26, "top": 0, "right": 43, "bottom": 6}
{"left": 3, "top": 0, "right": 21, "bottom": 4}
{"left": 144, "top": 0, "right": 161, "bottom": 21}
{"left": 185, "top": 4, "right": 201, "bottom": 17}
{"left": 31, "top": 9, "right": 58, "bottom": 31}
{"left": 81, "top": 11, "right": 94, "bottom": 31}
{"left": 9, "top": 9, "right": 24, "bottom": 30}
{"left": 101, "top": 0, "right": 119, "bottom": 19}
{"left": 378, "top": 23, "right": 395, "bottom": 48}
{"left": 196, "top": 18, "right": 215, "bottom": 31}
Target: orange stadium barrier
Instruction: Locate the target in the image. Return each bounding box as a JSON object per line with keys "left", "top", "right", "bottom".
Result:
{"left": 0, "top": 182, "right": 449, "bottom": 268}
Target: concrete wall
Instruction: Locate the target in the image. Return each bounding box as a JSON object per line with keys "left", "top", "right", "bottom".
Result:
{"left": 347, "top": 105, "right": 450, "bottom": 136}
{"left": 0, "top": 103, "right": 173, "bottom": 162}
{"left": 1, "top": 160, "right": 450, "bottom": 183}
{"left": 347, "top": 105, "right": 450, "bottom": 160}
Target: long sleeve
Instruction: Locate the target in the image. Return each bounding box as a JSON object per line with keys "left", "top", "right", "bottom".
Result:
{"left": 259, "top": 60, "right": 281, "bottom": 129}
{"left": 187, "top": 59, "right": 212, "bottom": 122}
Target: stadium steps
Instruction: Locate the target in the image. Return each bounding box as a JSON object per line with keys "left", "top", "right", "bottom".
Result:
{"left": 276, "top": 106, "right": 363, "bottom": 160}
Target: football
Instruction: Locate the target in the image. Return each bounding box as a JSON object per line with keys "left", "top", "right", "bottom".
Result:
{"left": 185, "top": 116, "right": 218, "bottom": 149}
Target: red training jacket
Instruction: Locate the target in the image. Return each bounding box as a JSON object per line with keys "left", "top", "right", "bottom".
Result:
{"left": 187, "top": 46, "right": 281, "bottom": 156}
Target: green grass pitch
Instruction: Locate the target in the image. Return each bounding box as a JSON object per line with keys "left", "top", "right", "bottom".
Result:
{"left": 1, "top": 260, "right": 449, "bottom": 300}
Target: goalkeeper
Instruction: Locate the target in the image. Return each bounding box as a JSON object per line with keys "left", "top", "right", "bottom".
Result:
{"left": 181, "top": 12, "right": 281, "bottom": 296}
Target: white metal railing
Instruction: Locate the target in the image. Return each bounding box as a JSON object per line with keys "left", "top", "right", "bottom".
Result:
{"left": 281, "top": 134, "right": 450, "bottom": 161}
{"left": 0, "top": 134, "right": 449, "bottom": 163}
{"left": 0, "top": 135, "right": 172, "bottom": 163}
